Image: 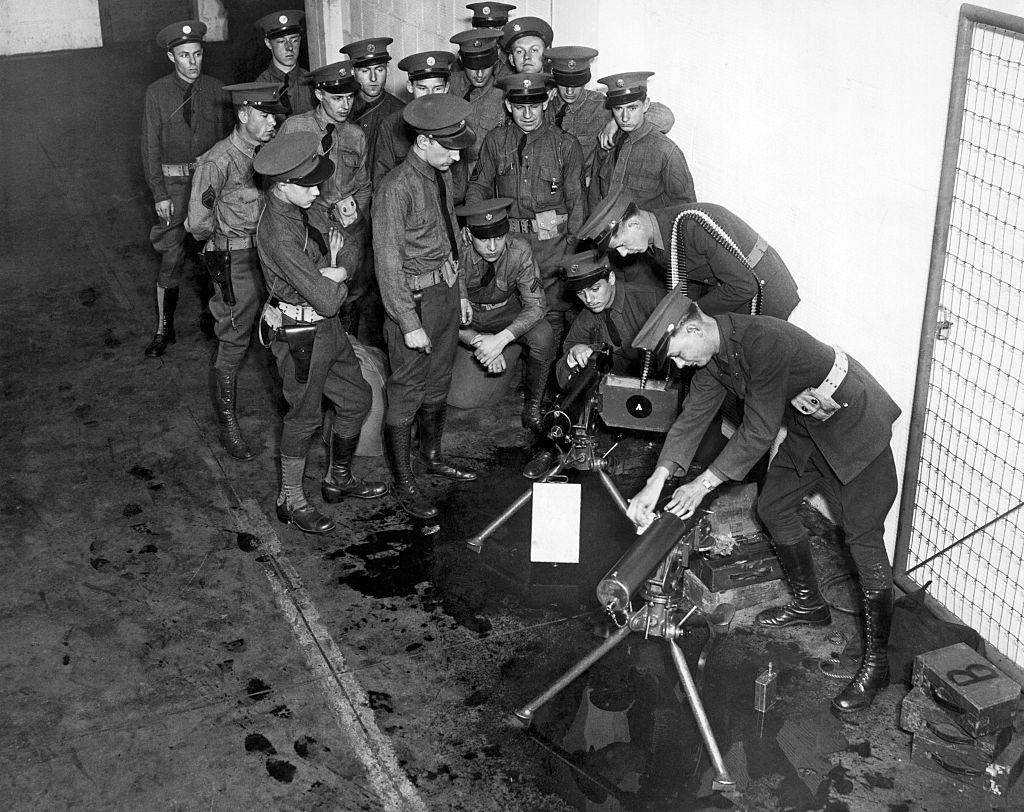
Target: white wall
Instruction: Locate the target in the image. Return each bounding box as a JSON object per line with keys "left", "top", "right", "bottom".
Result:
{"left": 0, "top": 0, "right": 102, "bottom": 55}
{"left": 553, "top": 0, "right": 1024, "bottom": 550}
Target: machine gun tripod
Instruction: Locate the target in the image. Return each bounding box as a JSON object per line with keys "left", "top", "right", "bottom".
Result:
{"left": 466, "top": 349, "right": 631, "bottom": 553}
{"left": 511, "top": 511, "right": 737, "bottom": 793}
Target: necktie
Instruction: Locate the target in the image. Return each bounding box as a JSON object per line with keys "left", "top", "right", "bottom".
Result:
{"left": 301, "top": 210, "right": 329, "bottom": 257}
{"left": 182, "top": 83, "right": 194, "bottom": 127}
{"left": 321, "top": 123, "right": 335, "bottom": 154}
{"left": 554, "top": 102, "right": 568, "bottom": 129}
{"left": 602, "top": 311, "right": 622, "bottom": 346}
{"left": 516, "top": 131, "right": 528, "bottom": 167}
{"left": 463, "top": 85, "right": 474, "bottom": 101}
{"left": 612, "top": 130, "right": 628, "bottom": 163}
{"left": 280, "top": 72, "right": 293, "bottom": 115}
{"left": 434, "top": 169, "right": 459, "bottom": 260}
{"left": 480, "top": 261, "right": 496, "bottom": 289}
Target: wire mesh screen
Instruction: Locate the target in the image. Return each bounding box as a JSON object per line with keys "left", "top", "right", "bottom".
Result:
{"left": 903, "top": 18, "right": 1024, "bottom": 667}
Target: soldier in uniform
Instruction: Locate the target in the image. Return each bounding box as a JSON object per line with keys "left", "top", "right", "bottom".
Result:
{"left": 277, "top": 61, "right": 373, "bottom": 339}
{"left": 453, "top": 197, "right": 554, "bottom": 431}
{"left": 141, "top": 20, "right": 228, "bottom": 357}
{"left": 499, "top": 16, "right": 553, "bottom": 75}
{"left": 255, "top": 132, "right": 387, "bottom": 535}
{"left": 521, "top": 249, "right": 665, "bottom": 478}
{"left": 340, "top": 37, "right": 405, "bottom": 168}
{"left": 253, "top": 10, "right": 313, "bottom": 117}
{"left": 589, "top": 72, "right": 695, "bottom": 213}
{"left": 186, "top": 83, "right": 284, "bottom": 460}
{"left": 373, "top": 95, "right": 478, "bottom": 520}
{"left": 373, "top": 51, "right": 459, "bottom": 190}
{"left": 448, "top": 29, "right": 508, "bottom": 177}
{"left": 627, "top": 297, "right": 901, "bottom": 714}
{"left": 580, "top": 187, "right": 801, "bottom": 319}
{"left": 466, "top": 72, "right": 585, "bottom": 350}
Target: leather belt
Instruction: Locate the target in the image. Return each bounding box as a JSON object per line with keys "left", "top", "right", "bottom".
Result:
{"left": 210, "top": 234, "right": 256, "bottom": 250}
{"left": 746, "top": 235, "right": 769, "bottom": 268}
{"left": 507, "top": 218, "right": 537, "bottom": 234}
{"left": 475, "top": 296, "right": 512, "bottom": 311}
{"left": 162, "top": 162, "right": 196, "bottom": 177}
{"left": 790, "top": 346, "right": 848, "bottom": 421}
{"left": 407, "top": 268, "right": 444, "bottom": 291}
{"left": 269, "top": 297, "right": 326, "bottom": 323}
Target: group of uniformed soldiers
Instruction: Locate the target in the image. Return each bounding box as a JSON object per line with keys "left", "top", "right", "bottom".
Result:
{"left": 141, "top": 5, "right": 901, "bottom": 717}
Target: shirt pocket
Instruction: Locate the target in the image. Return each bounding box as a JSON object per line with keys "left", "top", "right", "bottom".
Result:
{"left": 532, "top": 162, "right": 565, "bottom": 208}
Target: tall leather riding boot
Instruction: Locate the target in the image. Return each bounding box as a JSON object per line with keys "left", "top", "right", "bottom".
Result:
{"left": 521, "top": 355, "right": 552, "bottom": 432}
{"left": 831, "top": 587, "right": 893, "bottom": 713}
{"left": 322, "top": 433, "right": 387, "bottom": 502}
{"left": 144, "top": 286, "right": 179, "bottom": 357}
{"left": 415, "top": 403, "right": 477, "bottom": 481}
{"left": 276, "top": 454, "right": 335, "bottom": 534}
{"left": 215, "top": 371, "right": 257, "bottom": 461}
{"left": 384, "top": 423, "right": 439, "bottom": 520}
{"left": 756, "top": 538, "right": 832, "bottom": 627}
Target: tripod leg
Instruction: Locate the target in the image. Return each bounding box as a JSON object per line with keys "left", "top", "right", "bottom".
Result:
{"left": 595, "top": 468, "right": 629, "bottom": 518}
{"left": 667, "top": 638, "right": 736, "bottom": 792}
{"left": 466, "top": 460, "right": 567, "bottom": 553}
{"left": 511, "top": 621, "right": 632, "bottom": 727}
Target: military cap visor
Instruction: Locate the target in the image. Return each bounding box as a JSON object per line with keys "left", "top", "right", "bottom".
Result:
{"left": 450, "top": 29, "right": 503, "bottom": 69}
{"left": 578, "top": 186, "right": 635, "bottom": 249}
{"left": 256, "top": 10, "right": 304, "bottom": 38}
{"left": 253, "top": 131, "right": 335, "bottom": 186}
{"left": 223, "top": 82, "right": 287, "bottom": 114}
{"left": 499, "top": 72, "right": 551, "bottom": 103}
{"left": 455, "top": 197, "right": 514, "bottom": 237}
{"left": 157, "top": 20, "right": 206, "bottom": 51}
{"left": 545, "top": 46, "right": 598, "bottom": 87}
{"left": 339, "top": 37, "right": 394, "bottom": 66}
{"left": 600, "top": 71, "right": 655, "bottom": 107}
{"left": 404, "top": 95, "right": 476, "bottom": 149}
{"left": 563, "top": 251, "right": 613, "bottom": 291}
{"left": 310, "top": 60, "right": 358, "bottom": 93}
{"left": 631, "top": 284, "right": 696, "bottom": 367}
{"left": 500, "top": 16, "right": 554, "bottom": 50}
{"left": 398, "top": 51, "right": 456, "bottom": 79}
{"left": 467, "top": 2, "right": 516, "bottom": 28}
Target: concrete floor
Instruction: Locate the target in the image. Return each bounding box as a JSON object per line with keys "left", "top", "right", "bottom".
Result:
{"left": 2, "top": 43, "right": 1023, "bottom": 812}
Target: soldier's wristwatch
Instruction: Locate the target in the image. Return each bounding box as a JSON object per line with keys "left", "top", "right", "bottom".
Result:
{"left": 699, "top": 476, "right": 716, "bottom": 491}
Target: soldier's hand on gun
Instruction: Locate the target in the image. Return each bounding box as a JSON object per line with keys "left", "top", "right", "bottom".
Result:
{"left": 405, "top": 328, "right": 431, "bottom": 354}
{"left": 662, "top": 480, "right": 707, "bottom": 522}
{"left": 328, "top": 226, "right": 344, "bottom": 267}
{"left": 627, "top": 481, "right": 661, "bottom": 534}
{"left": 320, "top": 265, "right": 349, "bottom": 283}
{"left": 565, "top": 343, "right": 594, "bottom": 370}
{"left": 155, "top": 199, "right": 173, "bottom": 225}
{"left": 460, "top": 298, "right": 473, "bottom": 326}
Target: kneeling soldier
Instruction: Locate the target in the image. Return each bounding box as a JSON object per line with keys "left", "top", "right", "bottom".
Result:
{"left": 453, "top": 197, "right": 555, "bottom": 431}
{"left": 187, "top": 82, "right": 284, "bottom": 460}
{"left": 255, "top": 132, "right": 386, "bottom": 534}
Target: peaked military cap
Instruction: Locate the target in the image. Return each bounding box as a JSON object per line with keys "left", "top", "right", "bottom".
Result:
{"left": 309, "top": 60, "right": 358, "bottom": 94}
{"left": 253, "top": 131, "right": 335, "bottom": 186}
{"left": 455, "top": 197, "right": 514, "bottom": 237}
{"left": 450, "top": 29, "right": 503, "bottom": 70}
{"left": 545, "top": 46, "right": 598, "bottom": 87}
{"left": 224, "top": 82, "right": 288, "bottom": 114}
{"left": 632, "top": 283, "right": 696, "bottom": 367}
{"left": 339, "top": 37, "right": 394, "bottom": 67}
{"left": 256, "top": 10, "right": 304, "bottom": 39}
{"left": 562, "top": 250, "right": 612, "bottom": 291}
{"left": 498, "top": 72, "right": 551, "bottom": 103}
{"left": 403, "top": 95, "right": 476, "bottom": 149}
{"left": 398, "top": 51, "right": 457, "bottom": 80}
{"left": 157, "top": 20, "right": 206, "bottom": 51}
{"left": 500, "top": 16, "right": 554, "bottom": 51}
{"left": 466, "top": 2, "right": 516, "bottom": 28}
{"left": 578, "top": 186, "right": 636, "bottom": 248}
{"left": 599, "top": 71, "right": 655, "bottom": 107}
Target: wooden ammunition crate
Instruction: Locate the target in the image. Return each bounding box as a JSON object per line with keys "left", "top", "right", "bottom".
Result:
{"left": 911, "top": 724, "right": 1024, "bottom": 796}
{"left": 683, "top": 568, "right": 787, "bottom": 613}
{"left": 690, "top": 540, "right": 784, "bottom": 592}
{"left": 911, "top": 643, "right": 1022, "bottom": 737}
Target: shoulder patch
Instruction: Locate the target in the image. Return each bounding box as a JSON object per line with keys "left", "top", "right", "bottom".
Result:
{"left": 201, "top": 185, "right": 216, "bottom": 209}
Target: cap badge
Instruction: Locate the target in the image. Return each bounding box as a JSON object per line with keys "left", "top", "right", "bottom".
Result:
{"left": 182, "top": 25, "right": 192, "bottom": 34}
{"left": 485, "top": 213, "right": 493, "bottom": 221}
{"left": 615, "top": 78, "right": 625, "bottom": 88}
{"left": 279, "top": 14, "right": 288, "bottom": 23}
{"left": 567, "top": 59, "right": 577, "bottom": 69}
{"left": 367, "top": 43, "right": 376, "bottom": 53}
{"left": 426, "top": 56, "right": 436, "bottom": 66}
{"left": 523, "top": 78, "right": 531, "bottom": 88}
{"left": 513, "top": 23, "right": 521, "bottom": 32}
{"left": 473, "top": 39, "right": 481, "bottom": 47}
{"left": 482, "top": 6, "right": 491, "bottom": 13}
{"left": 570, "top": 264, "right": 580, "bottom": 272}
